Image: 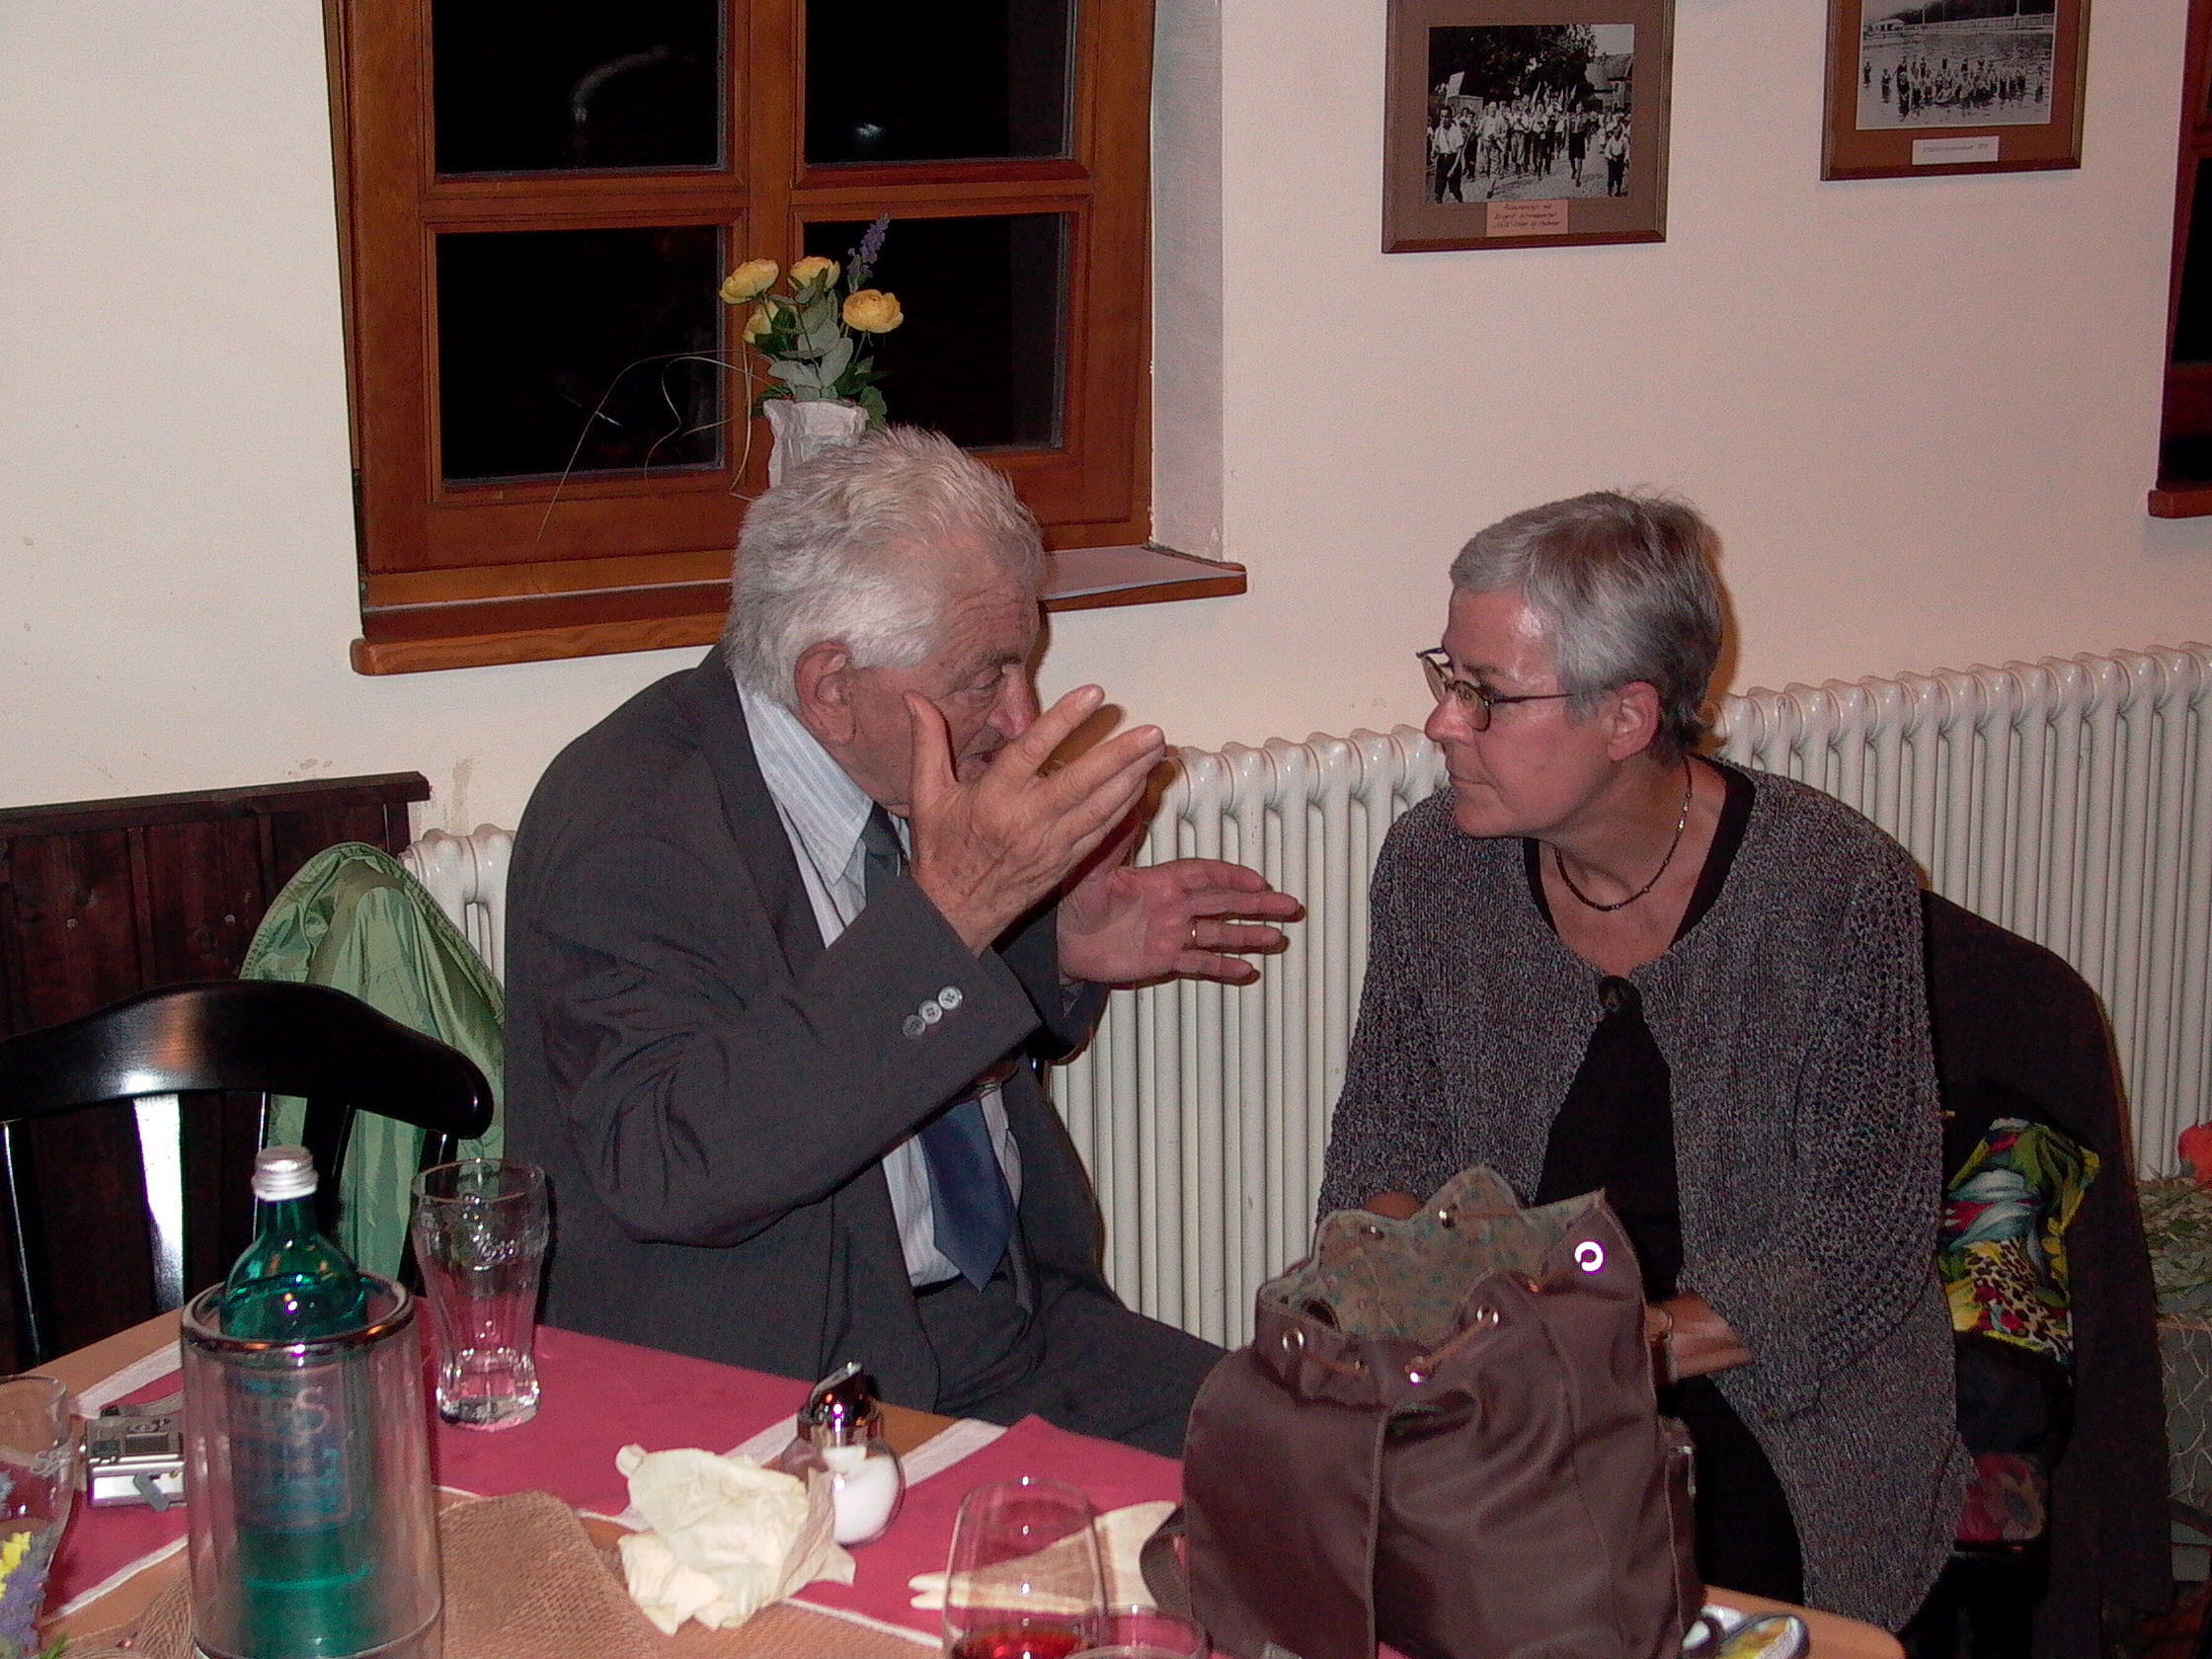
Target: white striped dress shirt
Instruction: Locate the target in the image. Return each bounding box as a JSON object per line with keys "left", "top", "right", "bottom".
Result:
{"left": 735, "top": 681, "right": 1021, "bottom": 1286}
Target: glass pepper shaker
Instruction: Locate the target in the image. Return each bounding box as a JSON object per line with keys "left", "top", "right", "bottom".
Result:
{"left": 774, "top": 1362, "right": 905, "bottom": 1546}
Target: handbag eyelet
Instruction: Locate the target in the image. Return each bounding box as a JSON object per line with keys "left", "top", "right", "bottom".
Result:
{"left": 1405, "top": 1364, "right": 1428, "bottom": 1384}
{"left": 1573, "top": 1240, "right": 1606, "bottom": 1273}
{"left": 1434, "top": 1206, "right": 1458, "bottom": 1228}
{"left": 1282, "top": 1326, "right": 1306, "bottom": 1354}
{"left": 1359, "top": 1224, "right": 1386, "bottom": 1239}
{"left": 1470, "top": 1304, "right": 1500, "bottom": 1330}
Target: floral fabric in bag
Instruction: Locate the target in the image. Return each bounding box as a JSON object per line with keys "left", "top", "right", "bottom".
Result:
{"left": 1181, "top": 1166, "right": 1698, "bottom": 1659}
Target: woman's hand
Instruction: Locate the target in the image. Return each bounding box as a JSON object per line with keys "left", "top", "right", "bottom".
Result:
{"left": 1647, "top": 1293, "right": 1752, "bottom": 1381}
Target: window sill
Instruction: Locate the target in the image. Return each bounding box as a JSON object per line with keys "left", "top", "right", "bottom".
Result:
{"left": 2150, "top": 481, "right": 2212, "bottom": 517}
{"left": 349, "top": 544, "right": 1246, "bottom": 674}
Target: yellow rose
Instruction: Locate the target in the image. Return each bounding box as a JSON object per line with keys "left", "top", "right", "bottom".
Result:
{"left": 743, "top": 303, "right": 775, "bottom": 344}
{"left": 718, "top": 259, "right": 779, "bottom": 304}
{"left": 788, "top": 255, "right": 840, "bottom": 288}
{"left": 841, "top": 289, "right": 904, "bottom": 334}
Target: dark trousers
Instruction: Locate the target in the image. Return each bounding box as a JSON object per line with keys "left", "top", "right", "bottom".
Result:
{"left": 1899, "top": 1546, "right": 2048, "bottom": 1658}
{"left": 1668, "top": 1376, "right": 1806, "bottom": 1605}
{"left": 914, "top": 1264, "right": 1225, "bottom": 1458}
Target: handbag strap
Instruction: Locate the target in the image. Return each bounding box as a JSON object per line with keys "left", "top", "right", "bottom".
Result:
{"left": 1142, "top": 1511, "right": 1306, "bottom": 1659}
{"left": 1139, "top": 1505, "right": 1194, "bottom": 1620}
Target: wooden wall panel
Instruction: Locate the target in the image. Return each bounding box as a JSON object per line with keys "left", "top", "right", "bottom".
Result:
{"left": 2, "top": 832, "right": 143, "bottom": 1035}
{"left": 263, "top": 800, "right": 417, "bottom": 886}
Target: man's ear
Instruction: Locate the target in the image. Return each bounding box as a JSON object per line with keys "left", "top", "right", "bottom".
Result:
{"left": 1606, "top": 680, "right": 1664, "bottom": 761}
{"left": 791, "top": 641, "right": 857, "bottom": 747}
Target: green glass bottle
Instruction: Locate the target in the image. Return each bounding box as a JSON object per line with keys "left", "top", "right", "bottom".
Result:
{"left": 220, "top": 1146, "right": 375, "bottom": 1659}
{"left": 221, "top": 1146, "right": 367, "bottom": 1340}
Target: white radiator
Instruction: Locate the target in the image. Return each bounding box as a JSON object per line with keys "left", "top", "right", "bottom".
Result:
{"left": 1050, "top": 732, "right": 1444, "bottom": 1347}
{"left": 397, "top": 642, "right": 2212, "bottom": 1350}
{"left": 1054, "top": 643, "right": 2212, "bottom": 1347}
{"left": 400, "top": 825, "right": 514, "bottom": 984}
{"left": 1711, "top": 646, "right": 2212, "bottom": 1182}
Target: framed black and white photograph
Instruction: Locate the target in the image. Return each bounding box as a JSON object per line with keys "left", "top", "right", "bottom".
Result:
{"left": 1822, "top": 0, "right": 2088, "bottom": 180}
{"left": 1385, "top": 0, "right": 1673, "bottom": 254}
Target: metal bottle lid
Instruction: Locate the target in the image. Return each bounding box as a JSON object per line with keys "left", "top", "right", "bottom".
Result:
{"left": 252, "top": 1146, "right": 318, "bottom": 1203}
{"left": 801, "top": 1361, "right": 882, "bottom": 1449}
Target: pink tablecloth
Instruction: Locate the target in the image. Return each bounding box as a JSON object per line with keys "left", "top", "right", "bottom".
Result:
{"left": 51, "top": 1325, "right": 812, "bottom": 1611}
{"left": 49, "top": 1322, "right": 1182, "bottom": 1649}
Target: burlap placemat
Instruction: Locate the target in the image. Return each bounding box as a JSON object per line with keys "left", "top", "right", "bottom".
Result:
{"left": 68, "top": 1491, "right": 927, "bottom": 1659}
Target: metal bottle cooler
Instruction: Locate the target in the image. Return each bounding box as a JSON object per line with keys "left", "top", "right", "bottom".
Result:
{"left": 182, "top": 1276, "right": 442, "bottom": 1659}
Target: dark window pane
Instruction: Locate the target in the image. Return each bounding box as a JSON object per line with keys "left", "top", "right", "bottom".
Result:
{"left": 806, "top": 0, "right": 1072, "bottom": 165}
{"left": 804, "top": 215, "right": 1065, "bottom": 449}
{"left": 436, "top": 226, "right": 724, "bottom": 485}
{"left": 2160, "top": 433, "right": 2212, "bottom": 485}
{"left": 2177, "top": 161, "right": 2212, "bottom": 364}
{"left": 434, "top": 0, "right": 721, "bottom": 175}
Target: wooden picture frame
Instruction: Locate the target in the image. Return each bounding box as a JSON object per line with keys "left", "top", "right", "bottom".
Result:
{"left": 1821, "top": 0, "right": 2088, "bottom": 181}
{"left": 1383, "top": 0, "right": 1673, "bottom": 254}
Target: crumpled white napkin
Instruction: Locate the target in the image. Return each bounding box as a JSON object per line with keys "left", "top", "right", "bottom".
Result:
{"left": 614, "top": 1443, "right": 856, "bottom": 1633}
{"left": 907, "top": 1499, "right": 1175, "bottom": 1611}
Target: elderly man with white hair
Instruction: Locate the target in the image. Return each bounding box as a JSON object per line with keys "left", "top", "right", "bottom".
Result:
{"left": 505, "top": 427, "right": 1297, "bottom": 1454}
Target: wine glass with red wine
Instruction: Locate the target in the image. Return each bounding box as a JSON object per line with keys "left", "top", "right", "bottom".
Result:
{"left": 942, "top": 1477, "right": 1106, "bottom": 1659}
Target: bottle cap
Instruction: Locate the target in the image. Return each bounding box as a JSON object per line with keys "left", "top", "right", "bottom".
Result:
{"left": 802, "top": 1361, "right": 881, "bottom": 1448}
{"left": 252, "top": 1146, "right": 318, "bottom": 1203}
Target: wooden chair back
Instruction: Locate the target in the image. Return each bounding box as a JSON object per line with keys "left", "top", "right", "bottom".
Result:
{"left": 0, "top": 980, "right": 493, "bottom": 1365}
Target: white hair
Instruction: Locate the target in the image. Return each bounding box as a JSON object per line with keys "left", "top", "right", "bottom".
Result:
{"left": 721, "top": 426, "right": 1044, "bottom": 706}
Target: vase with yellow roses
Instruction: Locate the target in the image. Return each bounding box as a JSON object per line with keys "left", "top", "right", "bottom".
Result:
{"left": 720, "top": 213, "right": 904, "bottom": 484}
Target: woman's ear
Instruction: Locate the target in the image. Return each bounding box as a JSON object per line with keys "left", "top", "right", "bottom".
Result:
{"left": 1606, "top": 680, "right": 1664, "bottom": 761}
{"left": 791, "top": 641, "right": 857, "bottom": 747}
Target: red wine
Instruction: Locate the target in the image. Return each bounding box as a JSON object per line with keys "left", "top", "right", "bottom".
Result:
{"left": 948, "top": 1625, "right": 1086, "bottom": 1659}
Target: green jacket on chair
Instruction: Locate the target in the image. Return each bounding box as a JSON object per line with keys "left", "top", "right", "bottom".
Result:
{"left": 242, "top": 841, "right": 504, "bottom": 1276}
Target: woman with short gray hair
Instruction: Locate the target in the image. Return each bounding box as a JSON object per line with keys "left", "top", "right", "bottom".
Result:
{"left": 1318, "top": 491, "right": 1968, "bottom": 1631}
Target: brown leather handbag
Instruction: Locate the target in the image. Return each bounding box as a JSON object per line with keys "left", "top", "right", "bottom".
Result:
{"left": 1177, "top": 1167, "right": 1699, "bottom": 1659}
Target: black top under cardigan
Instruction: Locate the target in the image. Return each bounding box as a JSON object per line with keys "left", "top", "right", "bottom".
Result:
{"left": 1526, "top": 761, "right": 1805, "bottom": 1604}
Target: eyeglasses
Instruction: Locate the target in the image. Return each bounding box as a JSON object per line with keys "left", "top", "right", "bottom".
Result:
{"left": 1417, "top": 649, "right": 1578, "bottom": 732}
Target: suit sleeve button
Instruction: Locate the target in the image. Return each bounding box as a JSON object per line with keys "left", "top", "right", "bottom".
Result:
{"left": 902, "top": 1015, "right": 926, "bottom": 1039}
{"left": 919, "top": 999, "right": 944, "bottom": 1024}
{"left": 937, "top": 986, "right": 964, "bottom": 1011}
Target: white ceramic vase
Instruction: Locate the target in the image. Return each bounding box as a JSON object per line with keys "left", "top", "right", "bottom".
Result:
{"left": 765, "top": 399, "right": 869, "bottom": 486}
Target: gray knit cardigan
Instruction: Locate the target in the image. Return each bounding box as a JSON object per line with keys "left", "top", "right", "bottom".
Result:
{"left": 1316, "top": 769, "right": 1971, "bottom": 1630}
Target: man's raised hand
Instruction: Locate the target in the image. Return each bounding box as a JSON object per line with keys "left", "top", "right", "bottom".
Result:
{"left": 906, "top": 685, "right": 1165, "bottom": 954}
{"left": 1058, "top": 846, "right": 1303, "bottom": 987}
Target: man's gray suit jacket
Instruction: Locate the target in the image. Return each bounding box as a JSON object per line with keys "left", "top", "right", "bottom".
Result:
{"left": 504, "top": 652, "right": 1113, "bottom": 1408}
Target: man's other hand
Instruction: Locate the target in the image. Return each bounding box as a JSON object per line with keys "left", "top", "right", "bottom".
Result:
{"left": 1058, "top": 829, "right": 1302, "bottom": 987}
{"left": 907, "top": 685, "right": 1165, "bottom": 954}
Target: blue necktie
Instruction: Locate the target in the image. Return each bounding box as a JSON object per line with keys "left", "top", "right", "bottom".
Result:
{"left": 860, "top": 807, "right": 1015, "bottom": 1289}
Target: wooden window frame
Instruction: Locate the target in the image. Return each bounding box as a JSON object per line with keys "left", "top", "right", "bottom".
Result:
{"left": 327, "top": 1, "right": 1235, "bottom": 673}
{"left": 2154, "top": 0, "right": 2212, "bottom": 517}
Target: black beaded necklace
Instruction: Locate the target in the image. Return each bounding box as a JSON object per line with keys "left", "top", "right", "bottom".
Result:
{"left": 1553, "top": 757, "right": 1696, "bottom": 913}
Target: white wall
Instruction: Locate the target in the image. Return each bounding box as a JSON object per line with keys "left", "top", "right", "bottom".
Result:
{"left": 4, "top": 1, "right": 2210, "bottom": 834}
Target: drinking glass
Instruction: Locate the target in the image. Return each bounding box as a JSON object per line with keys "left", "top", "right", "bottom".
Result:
{"left": 410, "top": 1158, "right": 549, "bottom": 1429}
{"left": 0, "top": 1377, "right": 76, "bottom": 1659}
{"left": 1075, "top": 1607, "right": 1208, "bottom": 1659}
{"left": 942, "top": 1477, "right": 1105, "bottom": 1659}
